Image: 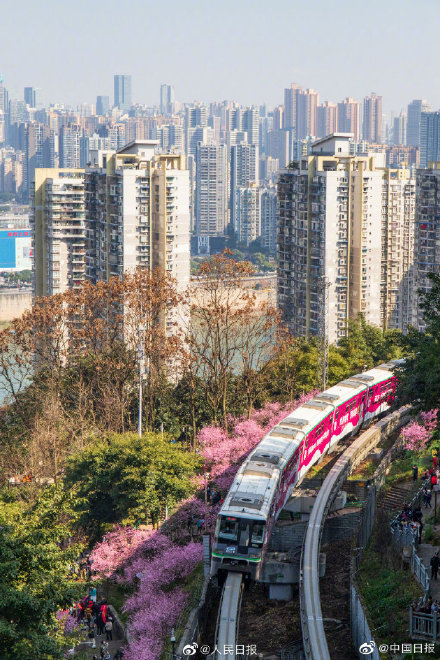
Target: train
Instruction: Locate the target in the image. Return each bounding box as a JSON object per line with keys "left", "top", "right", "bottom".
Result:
{"left": 211, "top": 359, "right": 404, "bottom": 581}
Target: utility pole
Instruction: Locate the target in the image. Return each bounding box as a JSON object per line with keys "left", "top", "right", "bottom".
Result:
{"left": 138, "top": 324, "right": 145, "bottom": 438}
{"left": 316, "top": 276, "right": 331, "bottom": 392}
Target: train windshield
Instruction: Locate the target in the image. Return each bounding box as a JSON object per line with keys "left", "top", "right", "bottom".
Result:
{"left": 217, "top": 517, "right": 265, "bottom": 547}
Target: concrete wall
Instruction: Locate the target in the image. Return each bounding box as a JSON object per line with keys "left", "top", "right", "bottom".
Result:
{"left": 0, "top": 289, "right": 32, "bottom": 322}
{"left": 351, "top": 585, "right": 380, "bottom": 659}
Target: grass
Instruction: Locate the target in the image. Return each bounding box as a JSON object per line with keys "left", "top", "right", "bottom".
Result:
{"left": 385, "top": 449, "right": 433, "bottom": 487}
{"left": 357, "top": 545, "right": 422, "bottom": 647}
{"left": 160, "top": 561, "right": 205, "bottom": 660}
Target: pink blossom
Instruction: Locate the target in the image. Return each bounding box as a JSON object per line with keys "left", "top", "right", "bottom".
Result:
{"left": 402, "top": 409, "right": 438, "bottom": 453}
{"left": 56, "top": 610, "right": 78, "bottom": 635}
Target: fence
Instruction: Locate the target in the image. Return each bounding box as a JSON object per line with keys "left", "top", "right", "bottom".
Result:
{"left": 389, "top": 483, "right": 430, "bottom": 598}
{"left": 410, "top": 610, "right": 440, "bottom": 640}
{"left": 350, "top": 585, "right": 380, "bottom": 660}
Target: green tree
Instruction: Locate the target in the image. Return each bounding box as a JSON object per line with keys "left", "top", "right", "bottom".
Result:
{"left": 0, "top": 484, "right": 84, "bottom": 659}
{"left": 396, "top": 273, "right": 440, "bottom": 411}
{"left": 337, "top": 315, "right": 402, "bottom": 373}
{"left": 64, "top": 433, "right": 201, "bottom": 532}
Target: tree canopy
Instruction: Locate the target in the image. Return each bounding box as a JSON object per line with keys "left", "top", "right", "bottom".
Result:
{"left": 0, "top": 484, "right": 83, "bottom": 659}
{"left": 64, "top": 433, "right": 201, "bottom": 532}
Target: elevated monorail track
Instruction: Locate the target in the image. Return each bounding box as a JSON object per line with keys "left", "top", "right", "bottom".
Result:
{"left": 299, "top": 406, "right": 410, "bottom": 660}
{"left": 215, "top": 572, "right": 243, "bottom": 659}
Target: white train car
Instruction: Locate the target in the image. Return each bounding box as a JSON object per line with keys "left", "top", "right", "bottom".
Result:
{"left": 211, "top": 360, "right": 403, "bottom": 580}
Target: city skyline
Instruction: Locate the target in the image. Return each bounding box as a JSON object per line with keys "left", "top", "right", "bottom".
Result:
{"left": 2, "top": 0, "right": 440, "bottom": 114}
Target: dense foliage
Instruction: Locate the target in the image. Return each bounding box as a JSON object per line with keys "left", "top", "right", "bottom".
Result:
{"left": 396, "top": 273, "right": 440, "bottom": 413}
{"left": 64, "top": 433, "right": 200, "bottom": 533}
{"left": 0, "top": 484, "right": 84, "bottom": 659}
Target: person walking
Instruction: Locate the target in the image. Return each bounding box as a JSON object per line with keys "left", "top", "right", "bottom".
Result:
{"left": 431, "top": 473, "right": 438, "bottom": 489}
{"left": 413, "top": 465, "right": 419, "bottom": 481}
{"left": 97, "top": 613, "right": 105, "bottom": 636}
{"left": 105, "top": 618, "right": 113, "bottom": 641}
{"left": 430, "top": 552, "right": 440, "bottom": 580}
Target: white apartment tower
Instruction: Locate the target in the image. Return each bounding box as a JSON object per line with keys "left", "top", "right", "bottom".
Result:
{"left": 85, "top": 141, "right": 190, "bottom": 292}
{"left": 230, "top": 143, "right": 259, "bottom": 233}
{"left": 277, "top": 134, "right": 415, "bottom": 342}
{"left": 32, "top": 169, "right": 86, "bottom": 296}
{"left": 195, "top": 142, "right": 228, "bottom": 236}
{"left": 236, "top": 184, "right": 259, "bottom": 246}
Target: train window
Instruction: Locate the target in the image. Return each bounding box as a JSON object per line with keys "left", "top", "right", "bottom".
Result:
{"left": 251, "top": 522, "right": 265, "bottom": 547}
{"left": 218, "top": 517, "right": 239, "bottom": 542}
{"left": 239, "top": 523, "right": 250, "bottom": 548}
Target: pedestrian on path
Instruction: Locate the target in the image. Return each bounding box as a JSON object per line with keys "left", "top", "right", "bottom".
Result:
{"left": 413, "top": 465, "right": 419, "bottom": 481}
{"left": 430, "top": 552, "right": 440, "bottom": 580}
{"left": 105, "top": 618, "right": 113, "bottom": 641}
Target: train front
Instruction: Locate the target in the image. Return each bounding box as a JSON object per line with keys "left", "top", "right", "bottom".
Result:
{"left": 211, "top": 510, "right": 267, "bottom": 581}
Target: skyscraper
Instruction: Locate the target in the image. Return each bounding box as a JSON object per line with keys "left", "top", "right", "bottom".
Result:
{"left": 283, "top": 83, "right": 302, "bottom": 132}
{"left": 230, "top": 143, "right": 259, "bottom": 232}
{"left": 236, "top": 184, "right": 259, "bottom": 246}
{"left": 317, "top": 102, "right": 338, "bottom": 138}
{"left": 413, "top": 163, "right": 440, "bottom": 330}
{"left": 259, "top": 185, "right": 277, "bottom": 254}
{"left": 277, "top": 134, "right": 414, "bottom": 341}
{"left": 24, "top": 87, "right": 37, "bottom": 107}
{"left": 363, "top": 93, "right": 382, "bottom": 143}
{"left": 114, "top": 75, "right": 132, "bottom": 112}
{"left": 195, "top": 142, "right": 228, "bottom": 236}
{"left": 32, "top": 169, "right": 86, "bottom": 296}
{"left": 96, "top": 95, "right": 110, "bottom": 116}
{"left": 85, "top": 142, "right": 189, "bottom": 290}
{"left": 296, "top": 89, "right": 319, "bottom": 139}
{"left": 337, "top": 98, "right": 360, "bottom": 141}
{"left": 419, "top": 111, "right": 440, "bottom": 167}
{"left": 392, "top": 112, "right": 407, "bottom": 145}
{"left": 407, "top": 99, "right": 431, "bottom": 147}
{"left": 160, "top": 84, "right": 175, "bottom": 115}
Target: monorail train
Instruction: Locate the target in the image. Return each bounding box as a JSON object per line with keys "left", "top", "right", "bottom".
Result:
{"left": 211, "top": 360, "right": 404, "bottom": 581}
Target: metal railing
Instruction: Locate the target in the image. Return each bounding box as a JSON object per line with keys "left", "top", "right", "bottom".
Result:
{"left": 410, "top": 610, "right": 440, "bottom": 640}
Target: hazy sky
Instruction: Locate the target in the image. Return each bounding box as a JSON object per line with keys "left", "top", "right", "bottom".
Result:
{"left": 2, "top": 0, "right": 439, "bottom": 116}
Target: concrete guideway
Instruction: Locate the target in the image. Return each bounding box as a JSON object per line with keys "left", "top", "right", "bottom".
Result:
{"left": 300, "top": 406, "right": 410, "bottom": 660}
{"left": 215, "top": 572, "right": 243, "bottom": 659}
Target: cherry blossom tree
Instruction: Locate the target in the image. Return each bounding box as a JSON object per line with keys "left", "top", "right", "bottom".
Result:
{"left": 401, "top": 409, "right": 438, "bottom": 453}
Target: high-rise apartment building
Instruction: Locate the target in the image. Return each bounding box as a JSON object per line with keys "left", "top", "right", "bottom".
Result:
{"left": 413, "top": 163, "right": 440, "bottom": 330}
{"left": 337, "top": 98, "right": 360, "bottom": 141}
{"left": 283, "top": 83, "right": 302, "bottom": 132}
{"left": 242, "top": 107, "right": 260, "bottom": 146}
{"left": 296, "top": 89, "right": 319, "bottom": 139}
{"left": 85, "top": 142, "right": 189, "bottom": 291}
{"left": 25, "top": 122, "right": 54, "bottom": 200}
{"left": 407, "top": 99, "right": 431, "bottom": 147}
{"left": 363, "top": 93, "right": 382, "bottom": 143}
{"left": 283, "top": 84, "right": 318, "bottom": 139}
{"left": 32, "top": 169, "right": 86, "bottom": 296}
{"left": 160, "top": 84, "right": 175, "bottom": 115}
{"left": 317, "top": 102, "right": 338, "bottom": 138}
{"left": 236, "top": 184, "right": 259, "bottom": 246}
{"left": 420, "top": 111, "right": 440, "bottom": 167}
{"left": 59, "top": 125, "right": 81, "bottom": 169}
{"left": 24, "top": 87, "right": 37, "bottom": 108}
{"left": 96, "top": 95, "right": 110, "bottom": 116}
{"left": 381, "top": 169, "right": 415, "bottom": 331}
{"left": 392, "top": 112, "right": 407, "bottom": 145}
{"left": 114, "top": 75, "right": 132, "bottom": 112}
{"left": 195, "top": 142, "right": 228, "bottom": 236}
{"left": 259, "top": 185, "right": 277, "bottom": 254}
{"left": 230, "top": 143, "right": 259, "bottom": 232}
{"left": 277, "top": 134, "right": 414, "bottom": 342}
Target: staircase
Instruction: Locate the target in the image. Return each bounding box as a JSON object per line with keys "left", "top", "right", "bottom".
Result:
{"left": 378, "top": 481, "right": 422, "bottom": 514}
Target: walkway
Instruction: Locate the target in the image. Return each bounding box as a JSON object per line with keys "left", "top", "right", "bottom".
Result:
{"left": 418, "top": 542, "right": 440, "bottom": 601}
